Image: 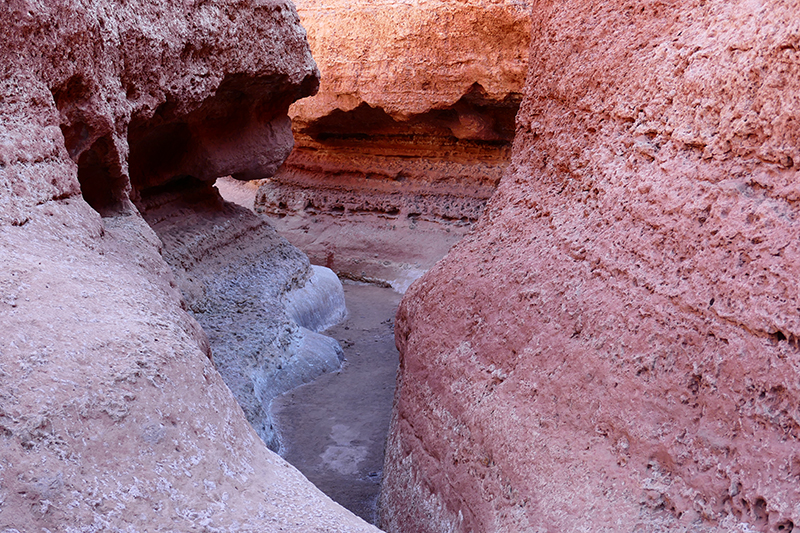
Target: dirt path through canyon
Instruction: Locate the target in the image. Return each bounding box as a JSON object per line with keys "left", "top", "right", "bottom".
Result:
{"left": 271, "top": 281, "right": 402, "bottom": 526}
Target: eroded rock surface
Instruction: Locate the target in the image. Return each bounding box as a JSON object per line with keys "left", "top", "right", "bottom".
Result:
{"left": 382, "top": 1, "right": 800, "bottom": 532}
{"left": 253, "top": 0, "right": 531, "bottom": 284}
{"left": 0, "top": 0, "right": 377, "bottom": 530}
{"left": 138, "top": 179, "right": 346, "bottom": 453}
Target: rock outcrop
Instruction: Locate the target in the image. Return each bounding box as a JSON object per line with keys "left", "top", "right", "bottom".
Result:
{"left": 252, "top": 0, "right": 531, "bottom": 286}
{"left": 137, "top": 178, "right": 346, "bottom": 453}
{"left": 381, "top": 1, "right": 800, "bottom": 532}
{"left": 0, "top": 0, "right": 377, "bottom": 530}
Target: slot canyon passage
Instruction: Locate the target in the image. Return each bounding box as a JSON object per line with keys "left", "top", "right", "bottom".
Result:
{"left": 214, "top": 0, "right": 532, "bottom": 524}
{"left": 2, "top": 3, "right": 800, "bottom": 533}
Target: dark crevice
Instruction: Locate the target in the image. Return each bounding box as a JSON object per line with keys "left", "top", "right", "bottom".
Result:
{"left": 128, "top": 73, "right": 308, "bottom": 192}
{"left": 128, "top": 122, "right": 193, "bottom": 192}
{"left": 52, "top": 76, "right": 131, "bottom": 217}
{"left": 52, "top": 75, "right": 93, "bottom": 159}
{"left": 301, "top": 83, "right": 521, "bottom": 146}
{"left": 75, "top": 136, "right": 130, "bottom": 217}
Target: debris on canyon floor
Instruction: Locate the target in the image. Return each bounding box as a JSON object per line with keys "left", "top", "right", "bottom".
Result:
{"left": 218, "top": 175, "right": 466, "bottom": 292}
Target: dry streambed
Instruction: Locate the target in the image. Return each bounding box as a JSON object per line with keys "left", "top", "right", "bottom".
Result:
{"left": 271, "top": 282, "right": 402, "bottom": 525}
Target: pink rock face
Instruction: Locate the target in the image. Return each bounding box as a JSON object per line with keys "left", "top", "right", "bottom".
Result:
{"left": 381, "top": 1, "right": 800, "bottom": 532}
{"left": 1, "top": 0, "right": 318, "bottom": 220}
{"left": 270, "top": 0, "right": 530, "bottom": 212}
{"left": 253, "top": 0, "right": 530, "bottom": 287}
{"left": 288, "top": 0, "right": 530, "bottom": 122}
{"left": 0, "top": 1, "right": 377, "bottom": 530}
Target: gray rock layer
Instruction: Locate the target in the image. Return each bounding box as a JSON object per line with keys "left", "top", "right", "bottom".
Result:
{"left": 138, "top": 179, "right": 347, "bottom": 452}
{"left": 285, "top": 264, "right": 348, "bottom": 333}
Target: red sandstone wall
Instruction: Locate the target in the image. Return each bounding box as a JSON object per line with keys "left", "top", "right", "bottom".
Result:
{"left": 381, "top": 1, "right": 800, "bottom": 531}
{"left": 251, "top": 0, "right": 531, "bottom": 288}
{"left": 256, "top": 0, "right": 531, "bottom": 226}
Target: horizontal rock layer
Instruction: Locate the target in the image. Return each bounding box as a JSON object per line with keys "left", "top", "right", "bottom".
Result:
{"left": 137, "top": 179, "right": 346, "bottom": 453}
{"left": 262, "top": 83, "right": 522, "bottom": 223}
{"left": 255, "top": 0, "right": 531, "bottom": 282}
{"left": 288, "top": 0, "right": 531, "bottom": 121}
{"left": 381, "top": 1, "right": 800, "bottom": 532}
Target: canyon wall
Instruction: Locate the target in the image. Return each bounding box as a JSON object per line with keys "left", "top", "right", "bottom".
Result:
{"left": 382, "top": 1, "right": 800, "bottom": 532}
{"left": 253, "top": 0, "right": 531, "bottom": 286}
{"left": 0, "top": 0, "right": 377, "bottom": 530}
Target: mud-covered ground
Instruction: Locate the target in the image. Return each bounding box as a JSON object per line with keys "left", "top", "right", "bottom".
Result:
{"left": 271, "top": 282, "right": 402, "bottom": 525}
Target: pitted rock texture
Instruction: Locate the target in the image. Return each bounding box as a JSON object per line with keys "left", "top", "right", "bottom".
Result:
{"left": 381, "top": 1, "right": 800, "bottom": 532}
{"left": 1, "top": 0, "right": 318, "bottom": 222}
{"left": 289, "top": 0, "right": 530, "bottom": 121}
{"left": 254, "top": 0, "right": 531, "bottom": 283}
{"left": 0, "top": 204, "right": 373, "bottom": 532}
{"left": 0, "top": 0, "right": 377, "bottom": 530}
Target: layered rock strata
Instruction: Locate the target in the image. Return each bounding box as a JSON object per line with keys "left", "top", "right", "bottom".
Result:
{"left": 138, "top": 179, "right": 346, "bottom": 452}
{"left": 253, "top": 0, "right": 531, "bottom": 286}
{"left": 0, "top": 0, "right": 376, "bottom": 530}
{"left": 382, "top": 1, "right": 800, "bottom": 532}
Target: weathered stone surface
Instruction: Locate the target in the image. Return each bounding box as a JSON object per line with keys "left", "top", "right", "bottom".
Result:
{"left": 0, "top": 203, "right": 373, "bottom": 532}
{"left": 382, "top": 1, "right": 800, "bottom": 532}
{"left": 137, "top": 179, "right": 346, "bottom": 453}
{"left": 253, "top": 0, "right": 531, "bottom": 285}
{"left": 285, "top": 264, "right": 348, "bottom": 333}
{"left": 1, "top": 0, "right": 318, "bottom": 221}
{"left": 0, "top": 0, "right": 377, "bottom": 530}
{"left": 289, "top": 0, "right": 530, "bottom": 121}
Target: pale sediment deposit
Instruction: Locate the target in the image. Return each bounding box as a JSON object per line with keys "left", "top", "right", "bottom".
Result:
{"left": 273, "top": 282, "right": 402, "bottom": 525}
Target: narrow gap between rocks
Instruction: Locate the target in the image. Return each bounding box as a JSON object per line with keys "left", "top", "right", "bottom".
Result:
{"left": 272, "top": 281, "right": 402, "bottom": 524}
{"left": 206, "top": 70, "right": 521, "bottom": 524}
{"left": 215, "top": 178, "right": 413, "bottom": 526}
